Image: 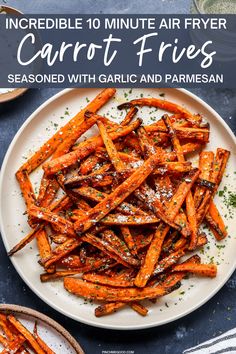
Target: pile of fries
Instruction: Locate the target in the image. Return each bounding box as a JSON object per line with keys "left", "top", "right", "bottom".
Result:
{"left": 9, "top": 88, "right": 230, "bottom": 317}
{"left": 0, "top": 312, "right": 55, "bottom": 353}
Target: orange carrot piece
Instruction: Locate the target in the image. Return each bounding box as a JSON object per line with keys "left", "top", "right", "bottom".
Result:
{"left": 72, "top": 187, "right": 149, "bottom": 216}
{"left": 82, "top": 273, "right": 134, "bottom": 287}
{"left": 163, "top": 114, "right": 198, "bottom": 249}
{"left": 165, "top": 169, "right": 200, "bottom": 222}
{"left": 194, "top": 151, "right": 214, "bottom": 209}
{"left": 121, "top": 106, "right": 138, "bottom": 126}
{"left": 120, "top": 226, "right": 137, "bottom": 256}
{"left": 123, "top": 97, "right": 198, "bottom": 122}
{"left": 8, "top": 315, "right": 45, "bottom": 354}
{"left": 41, "top": 259, "right": 114, "bottom": 282}
{"left": 197, "top": 148, "right": 230, "bottom": 225}
{"left": 101, "top": 229, "right": 132, "bottom": 258}
{"left": 64, "top": 276, "right": 180, "bottom": 302}
{"left": 43, "top": 119, "right": 142, "bottom": 175}
{"left": 36, "top": 228, "right": 55, "bottom": 273}
{"left": 80, "top": 154, "right": 100, "bottom": 175}
{"left": 95, "top": 303, "right": 126, "bottom": 317}
{"left": 97, "top": 120, "right": 125, "bottom": 171}
{"left": 18, "top": 88, "right": 116, "bottom": 174}
{"left": 153, "top": 248, "right": 186, "bottom": 275}
{"left": 15, "top": 170, "right": 36, "bottom": 210}
{"left": 134, "top": 223, "right": 169, "bottom": 287}
{"left": 205, "top": 201, "right": 227, "bottom": 240}
{"left": 101, "top": 213, "right": 159, "bottom": 226}
{"left": 172, "top": 263, "right": 217, "bottom": 278}
{"left": 8, "top": 196, "right": 71, "bottom": 257}
{"left": 29, "top": 205, "right": 75, "bottom": 237}
{"left": 74, "top": 152, "right": 163, "bottom": 234}
{"left": 40, "top": 238, "right": 82, "bottom": 268}
{"left": 81, "top": 233, "right": 139, "bottom": 267}
{"left": 130, "top": 302, "right": 148, "bottom": 316}
{"left": 0, "top": 336, "right": 26, "bottom": 353}
{"left": 33, "top": 322, "right": 55, "bottom": 354}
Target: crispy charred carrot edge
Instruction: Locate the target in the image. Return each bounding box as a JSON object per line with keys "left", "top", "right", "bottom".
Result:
{"left": 194, "top": 151, "right": 214, "bottom": 208}
{"left": 95, "top": 302, "right": 126, "bottom": 317}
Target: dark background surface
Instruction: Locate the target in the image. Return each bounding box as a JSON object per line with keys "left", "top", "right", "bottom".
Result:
{"left": 0, "top": 1, "right": 236, "bottom": 354}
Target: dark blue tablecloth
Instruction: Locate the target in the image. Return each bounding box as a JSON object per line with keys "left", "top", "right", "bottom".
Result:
{"left": 0, "top": 1, "right": 236, "bottom": 353}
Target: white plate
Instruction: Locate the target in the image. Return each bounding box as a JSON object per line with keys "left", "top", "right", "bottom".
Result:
{"left": 0, "top": 88, "right": 236, "bottom": 330}
{"left": 0, "top": 304, "right": 84, "bottom": 353}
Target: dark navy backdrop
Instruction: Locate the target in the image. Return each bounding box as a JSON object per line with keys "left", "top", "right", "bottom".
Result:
{"left": 0, "top": 1, "right": 236, "bottom": 353}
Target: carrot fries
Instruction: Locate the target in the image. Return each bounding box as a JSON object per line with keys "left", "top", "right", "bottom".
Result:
{"left": 9, "top": 89, "right": 230, "bottom": 318}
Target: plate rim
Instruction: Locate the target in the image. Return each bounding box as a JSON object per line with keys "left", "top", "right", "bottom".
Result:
{"left": 0, "top": 303, "right": 84, "bottom": 353}
{"left": 0, "top": 87, "right": 236, "bottom": 330}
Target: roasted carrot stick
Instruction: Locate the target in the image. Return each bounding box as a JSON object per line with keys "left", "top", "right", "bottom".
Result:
{"left": 39, "top": 238, "right": 82, "bottom": 268}
{"left": 163, "top": 114, "right": 198, "bottom": 250}
{"left": 153, "top": 248, "right": 186, "bottom": 275}
{"left": 64, "top": 276, "right": 180, "bottom": 302}
{"left": 0, "top": 336, "right": 26, "bottom": 354}
{"left": 101, "top": 229, "right": 132, "bottom": 258}
{"left": 33, "top": 322, "right": 55, "bottom": 354}
{"left": 80, "top": 154, "right": 100, "bottom": 175}
{"left": 130, "top": 302, "right": 148, "bottom": 316}
{"left": 101, "top": 213, "right": 159, "bottom": 226}
{"left": 43, "top": 119, "right": 142, "bottom": 175}
{"left": 120, "top": 226, "right": 137, "bottom": 256}
{"left": 172, "top": 263, "right": 217, "bottom": 278}
{"left": 118, "top": 97, "right": 198, "bottom": 122}
{"left": 29, "top": 205, "right": 75, "bottom": 237}
{"left": 15, "top": 170, "right": 36, "bottom": 210}
{"left": 194, "top": 151, "right": 214, "bottom": 209}
{"left": 82, "top": 273, "right": 134, "bottom": 287}
{"left": 81, "top": 233, "right": 139, "bottom": 267}
{"left": 197, "top": 148, "right": 230, "bottom": 225}
{"left": 95, "top": 302, "right": 126, "bottom": 317}
{"left": 72, "top": 187, "right": 150, "bottom": 217}
{"left": 18, "top": 88, "right": 116, "bottom": 174}
{"left": 74, "top": 152, "right": 163, "bottom": 234}
{"left": 205, "top": 201, "right": 227, "bottom": 240}
{"left": 36, "top": 228, "right": 55, "bottom": 273}
{"left": 8, "top": 315, "right": 45, "bottom": 354}
{"left": 134, "top": 223, "right": 170, "bottom": 287}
